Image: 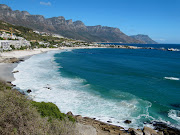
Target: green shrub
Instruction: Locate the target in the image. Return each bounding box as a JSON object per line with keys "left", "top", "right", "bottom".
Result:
{"left": 0, "top": 81, "right": 76, "bottom": 135}
{"left": 31, "top": 101, "right": 65, "bottom": 120}
{"left": 31, "top": 101, "right": 75, "bottom": 122}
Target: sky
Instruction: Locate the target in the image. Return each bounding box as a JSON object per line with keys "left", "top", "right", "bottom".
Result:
{"left": 0, "top": 0, "right": 180, "bottom": 44}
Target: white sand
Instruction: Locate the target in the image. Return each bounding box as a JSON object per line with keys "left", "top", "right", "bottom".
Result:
{"left": 0, "top": 48, "right": 61, "bottom": 59}
{"left": 0, "top": 46, "right": 105, "bottom": 59}
{"left": 0, "top": 48, "right": 62, "bottom": 82}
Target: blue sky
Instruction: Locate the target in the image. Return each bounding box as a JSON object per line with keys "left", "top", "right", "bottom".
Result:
{"left": 0, "top": 0, "right": 180, "bottom": 43}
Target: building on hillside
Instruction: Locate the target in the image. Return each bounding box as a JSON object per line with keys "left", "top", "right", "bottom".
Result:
{"left": 0, "top": 40, "right": 10, "bottom": 50}
{"left": 0, "top": 40, "right": 31, "bottom": 51}
{"left": 52, "top": 34, "right": 64, "bottom": 38}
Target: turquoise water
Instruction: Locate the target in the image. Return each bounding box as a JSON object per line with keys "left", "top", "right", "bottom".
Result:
{"left": 12, "top": 45, "right": 180, "bottom": 129}
{"left": 54, "top": 48, "right": 180, "bottom": 128}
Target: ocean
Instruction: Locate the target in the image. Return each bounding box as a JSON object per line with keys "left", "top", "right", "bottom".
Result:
{"left": 12, "top": 44, "right": 180, "bottom": 129}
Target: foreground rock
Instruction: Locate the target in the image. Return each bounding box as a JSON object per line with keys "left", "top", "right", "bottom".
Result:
{"left": 12, "top": 70, "right": 19, "bottom": 73}
{"left": 0, "top": 57, "right": 24, "bottom": 63}
{"left": 27, "top": 89, "right": 32, "bottom": 93}
{"left": 124, "top": 120, "right": 131, "bottom": 124}
{"left": 153, "top": 121, "right": 180, "bottom": 135}
{"left": 67, "top": 112, "right": 180, "bottom": 135}
{"left": 75, "top": 123, "right": 97, "bottom": 135}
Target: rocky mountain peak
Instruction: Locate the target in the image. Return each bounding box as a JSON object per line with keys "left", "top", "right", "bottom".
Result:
{"left": 22, "top": 11, "right": 30, "bottom": 16}
{"left": 0, "top": 4, "right": 11, "bottom": 10}
{"left": 66, "top": 19, "right": 73, "bottom": 25}
{"left": 73, "top": 20, "right": 85, "bottom": 26}
{"left": 57, "top": 16, "right": 65, "bottom": 20}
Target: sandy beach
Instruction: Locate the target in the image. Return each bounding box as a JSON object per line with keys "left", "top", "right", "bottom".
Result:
{"left": 0, "top": 48, "right": 62, "bottom": 82}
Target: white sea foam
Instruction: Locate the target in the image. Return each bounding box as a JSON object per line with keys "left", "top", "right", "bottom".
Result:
{"left": 168, "top": 110, "right": 180, "bottom": 129}
{"left": 164, "top": 77, "right": 180, "bottom": 81}
{"left": 12, "top": 49, "right": 171, "bottom": 129}
{"left": 168, "top": 110, "right": 180, "bottom": 122}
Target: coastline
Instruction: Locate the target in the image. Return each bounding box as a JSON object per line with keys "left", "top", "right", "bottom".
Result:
{"left": 0, "top": 46, "right": 106, "bottom": 82}
{"left": 0, "top": 47, "right": 179, "bottom": 135}
{"left": 0, "top": 48, "right": 62, "bottom": 82}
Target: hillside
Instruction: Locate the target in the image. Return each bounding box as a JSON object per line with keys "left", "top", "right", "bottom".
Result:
{"left": 0, "top": 81, "right": 76, "bottom": 135}
{"left": 130, "top": 34, "right": 158, "bottom": 44}
{"left": 0, "top": 20, "right": 63, "bottom": 42}
{"left": 0, "top": 4, "right": 143, "bottom": 43}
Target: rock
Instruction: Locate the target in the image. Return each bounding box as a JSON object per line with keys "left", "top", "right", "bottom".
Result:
{"left": 43, "top": 86, "right": 51, "bottom": 90}
{"left": 27, "top": 89, "right": 32, "bottom": 93}
{"left": 11, "top": 84, "right": 16, "bottom": 87}
{"left": 143, "top": 126, "right": 158, "bottom": 135}
{"left": 67, "top": 111, "right": 73, "bottom": 116}
{"left": 75, "top": 115, "right": 83, "bottom": 122}
{"left": 124, "top": 120, "right": 132, "bottom": 124}
{"left": 129, "top": 128, "right": 143, "bottom": 135}
{"left": 9, "top": 58, "right": 19, "bottom": 63}
{"left": 18, "top": 59, "right": 24, "bottom": 62}
{"left": 22, "top": 91, "right": 25, "bottom": 95}
{"left": 12, "top": 70, "right": 19, "bottom": 73}
{"left": 6, "top": 81, "right": 11, "bottom": 84}
{"left": 157, "top": 131, "right": 164, "bottom": 135}
{"left": 107, "top": 120, "right": 112, "bottom": 123}
{"left": 109, "top": 124, "right": 124, "bottom": 130}
{"left": 75, "top": 123, "right": 97, "bottom": 135}
{"left": 153, "top": 121, "right": 180, "bottom": 135}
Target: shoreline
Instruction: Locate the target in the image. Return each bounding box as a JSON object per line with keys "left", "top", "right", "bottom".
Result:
{"left": 0, "top": 47, "right": 179, "bottom": 135}
{"left": 0, "top": 47, "right": 106, "bottom": 82}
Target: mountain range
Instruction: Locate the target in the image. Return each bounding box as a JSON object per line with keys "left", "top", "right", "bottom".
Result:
{"left": 0, "top": 4, "right": 157, "bottom": 43}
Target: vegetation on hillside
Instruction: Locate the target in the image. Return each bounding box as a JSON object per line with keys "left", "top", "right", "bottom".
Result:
{"left": 0, "top": 81, "right": 76, "bottom": 135}
{"left": 0, "top": 20, "right": 62, "bottom": 42}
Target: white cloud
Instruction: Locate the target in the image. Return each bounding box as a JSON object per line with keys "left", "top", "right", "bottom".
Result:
{"left": 40, "top": 1, "right": 51, "bottom": 6}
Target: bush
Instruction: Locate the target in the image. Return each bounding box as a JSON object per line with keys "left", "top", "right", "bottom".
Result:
{"left": 31, "top": 101, "right": 76, "bottom": 122}
{"left": 0, "top": 81, "right": 76, "bottom": 135}
{"left": 31, "top": 101, "right": 65, "bottom": 120}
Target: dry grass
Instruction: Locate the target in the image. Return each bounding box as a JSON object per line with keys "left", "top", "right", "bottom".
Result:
{"left": 0, "top": 81, "right": 76, "bottom": 135}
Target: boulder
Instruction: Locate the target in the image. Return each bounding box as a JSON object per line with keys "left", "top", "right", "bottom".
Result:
{"left": 143, "top": 126, "right": 158, "bottom": 135}
{"left": 124, "top": 120, "right": 132, "bottom": 124}
{"left": 67, "top": 111, "right": 73, "bottom": 116}
{"left": 27, "top": 89, "right": 32, "bottom": 93}
{"left": 129, "top": 128, "right": 143, "bottom": 135}
{"left": 12, "top": 70, "right": 19, "bottom": 73}
{"left": 9, "top": 58, "right": 19, "bottom": 63}
{"left": 75, "top": 115, "right": 83, "bottom": 122}
{"left": 75, "top": 123, "right": 97, "bottom": 135}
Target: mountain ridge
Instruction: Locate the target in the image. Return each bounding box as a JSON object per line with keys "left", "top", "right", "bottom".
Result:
{"left": 130, "top": 34, "right": 158, "bottom": 44}
{"left": 0, "top": 4, "right": 152, "bottom": 43}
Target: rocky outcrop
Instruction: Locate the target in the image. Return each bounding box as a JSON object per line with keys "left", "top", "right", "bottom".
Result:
{"left": 0, "top": 57, "right": 23, "bottom": 63}
{"left": 0, "top": 4, "right": 144, "bottom": 43}
{"left": 130, "top": 34, "right": 158, "bottom": 44}
{"left": 67, "top": 112, "right": 180, "bottom": 135}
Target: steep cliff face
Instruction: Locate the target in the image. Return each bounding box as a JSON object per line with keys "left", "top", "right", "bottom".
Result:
{"left": 130, "top": 34, "right": 158, "bottom": 44}
{"left": 0, "top": 4, "right": 143, "bottom": 43}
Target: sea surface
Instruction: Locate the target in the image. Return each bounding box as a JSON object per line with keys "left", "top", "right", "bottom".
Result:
{"left": 13, "top": 44, "right": 180, "bottom": 129}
